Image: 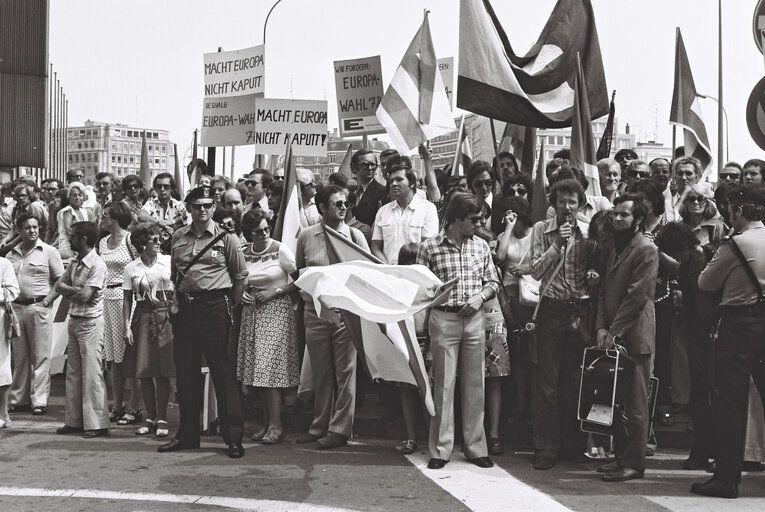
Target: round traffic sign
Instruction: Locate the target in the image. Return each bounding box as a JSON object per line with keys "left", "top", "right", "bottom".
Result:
{"left": 755, "top": 0, "right": 765, "bottom": 53}
{"left": 746, "top": 76, "right": 765, "bottom": 150}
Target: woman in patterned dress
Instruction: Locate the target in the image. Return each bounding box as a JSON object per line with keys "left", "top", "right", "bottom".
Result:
{"left": 122, "top": 223, "right": 175, "bottom": 438}
{"left": 238, "top": 209, "right": 299, "bottom": 445}
{"left": 99, "top": 201, "right": 142, "bottom": 425}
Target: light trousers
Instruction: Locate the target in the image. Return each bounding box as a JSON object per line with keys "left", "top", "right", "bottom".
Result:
{"left": 64, "top": 316, "right": 109, "bottom": 430}
{"left": 10, "top": 303, "right": 53, "bottom": 407}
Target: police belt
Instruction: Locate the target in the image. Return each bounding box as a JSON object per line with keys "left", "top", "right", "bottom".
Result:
{"left": 177, "top": 288, "right": 229, "bottom": 304}
{"left": 719, "top": 302, "right": 765, "bottom": 317}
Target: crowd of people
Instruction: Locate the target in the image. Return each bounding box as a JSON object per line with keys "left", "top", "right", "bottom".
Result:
{"left": 0, "top": 146, "right": 764, "bottom": 499}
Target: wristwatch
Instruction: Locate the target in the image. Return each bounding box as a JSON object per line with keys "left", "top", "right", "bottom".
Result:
{"left": 479, "top": 291, "right": 489, "bottom": 302}
{"left": 41, "top": 299, "right": 50, "bottom": 308}
{"left": 275, "top": 287, "right": 283, "bottom": 295}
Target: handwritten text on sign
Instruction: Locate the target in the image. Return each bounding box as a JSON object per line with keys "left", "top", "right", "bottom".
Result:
{"left": 200, "top": 96, "right": 258, "bottom": 147}
{"left": 203, "top": 45, "right": 264, "bottom": 98}
{"left": 334, "top": 55, "right": 384, "bottom": 136}
{"left": 251, "top": 98, "right": 328, "bottom": 156}
{"left": 438, "top": 57, "right": 454, "bottom": 109}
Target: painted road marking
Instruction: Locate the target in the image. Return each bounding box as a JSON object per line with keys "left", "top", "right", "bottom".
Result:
{"left": 0, "top": 486, "right": 359, "bottom": 512}
{"left": 405, "top": 452, "right": 573, "bottom": 511}
{"left": 646, "top": 496, "right": 765, "bottom": 511}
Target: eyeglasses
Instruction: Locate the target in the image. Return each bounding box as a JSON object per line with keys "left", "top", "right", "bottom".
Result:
{"left": 96, "top": 181, "right": 110, "bottom": 187}
{"left": 147, "top": 236, "right": 161, "bottom": 245}
{"left": 273, "top": 175, "right": 284, "bottom": 181}
{"left": 333, "top": 200, "right": 351, "bottom": 209}
{"left": 468, "top": 215, "right": 484, "bottom": 224}
{"left": 155, "top": 184, "right": 172, "bottom": 190}
{"left": 627, "top": 171, "right": 650, "bottom": 179}
{"left": 358, "top": 162, "right": 378, "bottom": 170}
{"left": 685, "top": 195, "right": 707, "bottom": 204}
{"left": 473, "top": 179, "right": 493, "bottom": 188}
{"left": 252, "top": 226, "right": 270, "bottom": 235}
{"left": 245, "top": 180, "right": 260, "bottom": 187}
{"left": 220, "top": 220, "right": 235, "bottom": 229}
{"left": 719, "top": 173, "right": 739, "bottom": 181}
{"left": 127, "top": 183, "right": 142, "bottom": 190}
{"left": 508, "top": 187, "right": 527, "bottom": 196}
{"left": 190, "top": 202, "right": 214, "bottom": 210}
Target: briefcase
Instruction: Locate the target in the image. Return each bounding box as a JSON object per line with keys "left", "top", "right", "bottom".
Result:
{"left": 578, "top": 346, "right": 634, "bottom": 427}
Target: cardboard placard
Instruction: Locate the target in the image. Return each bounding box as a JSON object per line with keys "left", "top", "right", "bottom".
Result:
{"left": 252, "top": 98, "right": 328, "bottom": 156}
{"left": 333, "top": 55, "right": 384, "bottom": 136}
{"left": 203, "top": 45, "right": 264, "bottom": 98}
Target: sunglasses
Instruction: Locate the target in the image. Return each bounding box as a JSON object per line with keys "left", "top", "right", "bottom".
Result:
{"left": 155, "top": 184, "right": 172, "bottom": 190}
{"left": 127, "top": 183, "right": 142, "bottom": 190}
{"left": 252, "top": 226, "right": 270, "bottom": 235}
{"left": 147, "top": 236, "right": 161, "bottom": 245}
{"left": 245, "top": 180, "right": 260, "bottom": 187}
{"left": 627, "top": 171, "right": 650, "bottom": 178}
{"left": 190, "top": 202, "right": 214, "bottom": 210}
{"left": 508, "top": 187, "right": 527, "bottom": 196}
{"left": 220, "top": 220, "right": 235, "bottom": 228}
{"left": 473, "top": 179, "right": 493, "bottom": 188}
{"left": 685, "top": 195, "right": 706, "bottom": 204}
{"left": 719, "top": 173, "right": 739, "bottom": 180}
{"left": 358, "top": 162, "right": 378, "bottom": 170}
{"left": 332, "top": 200, "right": 351, "bottom": 209}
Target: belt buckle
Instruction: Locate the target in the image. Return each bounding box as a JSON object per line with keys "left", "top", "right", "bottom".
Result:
{"left": 183, "top": 293, "right": 195, "bottom": 303}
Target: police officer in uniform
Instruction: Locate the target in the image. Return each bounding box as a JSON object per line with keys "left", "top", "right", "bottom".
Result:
{"left": 158, "top": 187, "right": 248, "bottom": 458}
{"left": 691, "top": 184, "right": 765, "bottom": 498}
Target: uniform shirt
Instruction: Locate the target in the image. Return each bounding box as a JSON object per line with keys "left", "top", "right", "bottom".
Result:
{"left": 7, "top": 239, "right": 64, "bottom": 299}
{"left": 372, "top": 196, "right": 439, "bottom": 264}
{"left": 142, "top": 197, "right": 188, "bottom": 226}
{"left": 171, "top": 220, "right": 248, "bottom": 293}
{"left": 61, "top": 248, "right": 107, "bottom": 318}
{"left": 698, "top": 224, "right": 765, "bottom": 306}
{"left": 415, "top": 232, "right": 499, "bottom": 307}
{"left": 530, "top": 216, "right": 595, "bottom": 301}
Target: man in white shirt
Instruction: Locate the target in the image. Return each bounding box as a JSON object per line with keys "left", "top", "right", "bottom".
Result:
{"left": 371, "top": 155, "right": 438, "bottom": 264}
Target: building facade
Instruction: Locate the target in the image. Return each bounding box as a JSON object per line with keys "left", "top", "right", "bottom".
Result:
{"left": 296, "top": 130, "right": 389, "bottom": 183}
{"left": 67, "top": 120, "right": 174, "bottom": 185}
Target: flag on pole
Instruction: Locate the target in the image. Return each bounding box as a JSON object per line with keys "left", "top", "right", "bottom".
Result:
{"left": 569, "top": 55, "right": 602, "bottom": 196}
{"left": 272, "top": 141, "right": 302, "bottom": 254}
{"left": 173, "top": 143, "right": 183, "bottom": 198}
{"left": 139, "top": 131, "right": 151, "bottom": 186}
{"left": 670, "top": 28, "right": 713, "bottom": 175}
{"left": 451, "top": 115, "right": 472, "bottom": 176}
{"left": 376, "top": 12, "right": 456, "bottom": 153}
{"left": 498, "top": 123, "right": 537, "bottom": 175}
{"left": 186, "top": 130, "right": 199, "bottom": 187}
{"left": 457, "top": 0, "right": 608, "bottom": 128}
{"left": 596, "top": 91, "right": 616, "bottom": 161}
{"left": 531, "top": 139, "right": 548, "bottom": 224}
{"left": 337, "top": 144, "right": 353, "bottom": 180}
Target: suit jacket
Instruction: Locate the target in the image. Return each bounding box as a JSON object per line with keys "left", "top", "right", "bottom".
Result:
{"left": 596, "top": 232, "right": 659, "bottom": 355}
{"left": 353, "top": 179, "right": 388, "bottom": 227}
{"left": 489, "top": 194, "right": 513, "bottom": 237}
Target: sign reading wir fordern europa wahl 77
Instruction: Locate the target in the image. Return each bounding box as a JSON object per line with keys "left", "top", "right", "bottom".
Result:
{"left": 203, "top": 45, "right": 264, "bottom": 98}
{"left": 251, "top": 98, "right": 328, "bottom": 156}
{"left": 333, "top": 56, "right": 384, "bottom": 136}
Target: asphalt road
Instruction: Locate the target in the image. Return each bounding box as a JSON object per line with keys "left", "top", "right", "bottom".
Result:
{"left": 2, "top": 405, "right": 765, "bottom": 512}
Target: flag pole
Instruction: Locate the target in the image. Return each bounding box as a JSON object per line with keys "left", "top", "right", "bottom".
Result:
{"left": 489, "top": 118, "right": 499, "bottom": 159}
{"left": 717, "top": 0, "right": 724, "bottom": 172}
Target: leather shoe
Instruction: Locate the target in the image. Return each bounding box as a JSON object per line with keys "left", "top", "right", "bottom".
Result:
{"left": 533, "top": 456, "right": 555, "bottom": 470}
{"left": 56, "top": 425, "right": 84, "bottom": 435}
{"left": 597, "top": 460, "right": 621, "bottom": 473}
{"left": 295, "top": 432, "right": 321, "bottom": 444}
{"left": 227, "top": 442, "right": 244, "bottom": 458}
{"left": 157, "top": 438, "right": 199, "bottom": 453}
{"left": 602, "top": 467, "right": 644, "bottom": 482}
{"left": 469, "top": 456, "right": 494, "bottom": 468}
{"left": 562, "top": 452, "right": 592, "bottom": 464}
{"left": 690, "top": 477, "right": 738, "bottom": 499}
{"left": 82, "top": 428, "right": 108, "bottom": 438}
{"left": 427, "top": 458, "right": 448, "bottom": 469}
{"left": 684, "top": 455, "right": 711, "bottom": 471}
{"left": 317, "top": 432, "right": 349, "bottom": 449}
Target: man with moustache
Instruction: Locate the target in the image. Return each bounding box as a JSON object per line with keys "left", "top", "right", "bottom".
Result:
{"left": 594, "top": 194, "right": 658, "bottom": 482}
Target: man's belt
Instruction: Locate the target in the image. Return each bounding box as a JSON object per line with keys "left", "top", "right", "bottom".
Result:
{"left": 719, "top": 302, "right": 765, "bottom": 317}
{"left": 177, "top": 288, "right": 229, "bottom": 304}
{"left": 106, "top": 283, "right": 123, "bottom": 289}
{"left": 542, "top": 296, "right": 591, "bottom": 310}
{"left": 13, "top": 296, "right": 47, "bottom": 305}
{"left": 433, "top": 305, "right": 464, "bottom": 313}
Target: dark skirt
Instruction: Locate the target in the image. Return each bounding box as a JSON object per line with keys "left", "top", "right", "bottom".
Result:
{"left": 124, "top": 301, "right": 175, "bottom": 378}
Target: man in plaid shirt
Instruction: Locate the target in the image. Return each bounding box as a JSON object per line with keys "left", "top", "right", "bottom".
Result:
{"left": 416, "top": 192, "right": 499, "bottom": 470}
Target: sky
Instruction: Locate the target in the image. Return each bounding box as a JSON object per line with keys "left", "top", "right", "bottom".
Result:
{"left": 49, "top": 0, "right": 765, "bottom": 179}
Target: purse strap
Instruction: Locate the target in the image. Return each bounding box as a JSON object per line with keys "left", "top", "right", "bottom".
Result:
{"left": 531, "top": 246, "right": 567, "bottom": 323}
{"left": 727, "top": 236, "right": 764, "bottom": 303}
{"left": 174, "top": 230, "right": 228, "bottom": 290}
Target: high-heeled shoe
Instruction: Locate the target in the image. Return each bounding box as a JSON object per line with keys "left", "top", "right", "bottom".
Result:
{"left": 260, "top": 427, "right": 284, "bottom": 445}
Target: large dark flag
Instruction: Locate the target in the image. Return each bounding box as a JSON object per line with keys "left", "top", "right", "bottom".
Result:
{"left": 458, "top": 0, "right": 608, "bottom": 128}
{"left": 570, "top": 55, "right": 601, "bottom": 196}
{"left": 670, "top": 28, "right": 712, "bottom": 176}
{"left": 596, "top": 90, "right": 616, "bottom": 161}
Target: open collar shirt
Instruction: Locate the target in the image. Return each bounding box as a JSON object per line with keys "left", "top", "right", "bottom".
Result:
{"left": 372, "top": 195, "right": 439, "bottom": 264}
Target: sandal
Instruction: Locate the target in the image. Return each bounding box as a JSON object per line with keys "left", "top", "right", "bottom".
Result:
{"left": 109, "top": 406, "right": 126, "bottom": 423}
{"left": 117, "top": 409, "right": 143, "bottom": 425}
{"left": 398, "top": 439, "right": 418, "bottom": 455}
{"left": 260, "top": 427, "right": 284, "bottom": 445}
{"left": 155, "top": 420, "right": 169, "bottom": 438}
{"left": 251, "top": 425, "right": 269, "bottom": 442}
{"left": 136, "top": 419, "right": 155, "bottom": 436}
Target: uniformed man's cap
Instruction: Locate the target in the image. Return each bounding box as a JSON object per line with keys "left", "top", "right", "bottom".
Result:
{"left": 184, "top": 186, "right": 212, "bottom": 203}
{"left": 728, "top": 184, "right": 765, "bottom": 207}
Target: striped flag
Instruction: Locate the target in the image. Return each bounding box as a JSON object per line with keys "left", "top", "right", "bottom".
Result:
{"left": 376, "top": 12, "right": 456, "bottom": 153}
{"left": 458, "top": 0, "right": 608, "bottom": 128}
{"left": 670, "top": 28, "right": 712, "bottom": 175}
{"left": 530, "top": 138, "right": 548, "bottom": 224}
{"left": 595, "top": 91, "right": 616, "bottom": 161}
{"left": 272, "top": 141, "right": 302, "bottom": 253}
{"left": 498, "top": 123, "right": 536, "bottom": 175}
{"left": 570, "top": 55, "right": 602, "bottom": 196}
{"left": 451, "top": 115, "right": 472, "bottom": 176}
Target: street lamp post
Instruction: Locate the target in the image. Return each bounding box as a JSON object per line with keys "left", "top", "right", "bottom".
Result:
{"left": 697, "top": 93, "right": 729, "bottom": 164}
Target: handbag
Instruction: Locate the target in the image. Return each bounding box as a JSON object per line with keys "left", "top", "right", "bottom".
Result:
{"left": 4, "top": 288, "right": 20, "bottom": 340}
{"left": 516, "top": 253, "right": 540, "bottom": 307}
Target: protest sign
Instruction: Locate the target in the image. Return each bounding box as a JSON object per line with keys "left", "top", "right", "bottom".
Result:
{"left": 333, "top": 56, "right": 384, "bottom": 136}
{"left": 200, "top": 95, "right": 257, "bottom": 147}
{"left": 438, "top": 57, "right": 454, "bottom": 109}
{"left": 252, "top": 98, "right": 328, "bottom": 156}
{"left": 203, "top": 45, "right": 265, "bottom": 98}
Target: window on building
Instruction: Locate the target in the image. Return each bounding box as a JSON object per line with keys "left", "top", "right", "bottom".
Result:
{"left": 153, "top": 132, "right": 158, "bottom": 139}
{"left": 117, "top": 156, "right": 122, "bottom": 163}
{"left": 557, "top": 136, "right": 564, "bottom": 145}
{"left": 547, "top": 136, "right": 555, "bottom": 145}
{"left": 111, "top": 156, "right": 116, "bottom": 163}
{"left": 154, "top": 158, "right": 160, "bottom": 164}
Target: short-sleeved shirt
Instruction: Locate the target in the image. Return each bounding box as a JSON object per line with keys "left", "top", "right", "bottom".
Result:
{"left": 242, "top": 239, "right": 296, "bottom": 290}
{"left": 415, "top": 232, "right": 499, "bottom": 307}
{"left": 61, "top": 248, "right": 107, "bottom": 318}
{"left": 171, "top": 220, "right": 248, "bottom": 293}
{"left": 123, "top": 254, "right": 173, "bottom": 302}
{"left": 7, "top": 239, "right": 64, "bottom": 299}
{"left": 372, "top": 196, "right": 439, "bottom": 264}
{"left": 142, "top": 197, "right": 188, "bottom": 225}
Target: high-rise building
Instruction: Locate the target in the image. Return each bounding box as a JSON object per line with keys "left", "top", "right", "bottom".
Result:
{"left": 67, "top": 120, "right": 174, "bottom": 185}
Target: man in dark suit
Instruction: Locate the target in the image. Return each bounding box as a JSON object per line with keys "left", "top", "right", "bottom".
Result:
{"left": 351, "top": 149, "right": 388, "bottom": 227}
{"left": 595, "top": 193, "right": 659, "bottom": 482}
{"left": 466, "top": 161, "right": 512, "bottom": 237}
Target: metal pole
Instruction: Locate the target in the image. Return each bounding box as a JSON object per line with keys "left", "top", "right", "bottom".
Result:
{"left": 717, "top": 0, "right": 724, "bottom": 173}
{"left": 230, "top": 146, "right": 236, "bottom": 180}
{"left": 263, "top": 0, "right": 284, "bottom": 45}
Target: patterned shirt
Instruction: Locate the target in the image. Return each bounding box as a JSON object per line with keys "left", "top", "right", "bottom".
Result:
{"left": 60, "top": 248, "right": 107, "bottom": 318}
{"left": 142, "top": 197, "right": 188, "bottom": 226}
{"left": 415, "top": 232, "right": 499, "bottom": 307}
{"left": 530, "top": 216, "right": 596, "bottom": 301}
